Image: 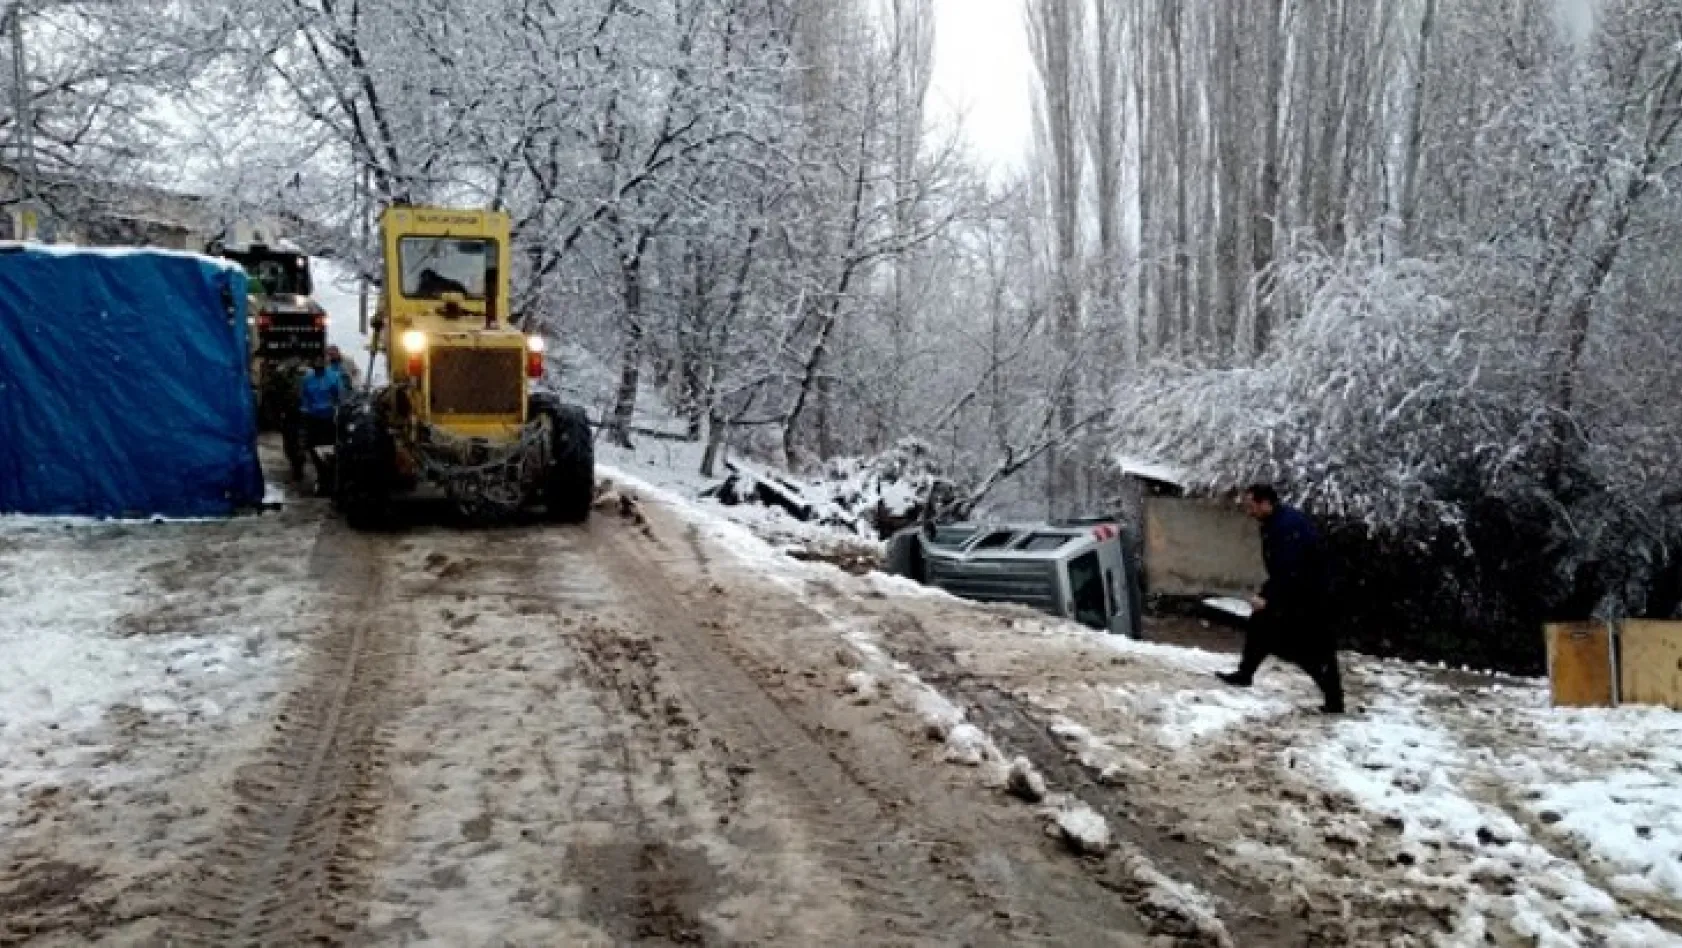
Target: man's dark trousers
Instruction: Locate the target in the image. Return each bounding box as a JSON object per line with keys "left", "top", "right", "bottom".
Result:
{"left": 1236, "top": 605, "right": 1344, "bottom": 711}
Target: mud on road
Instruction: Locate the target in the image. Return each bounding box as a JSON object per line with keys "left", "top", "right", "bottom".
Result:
{"left": 333, "top": 500, "right": 1153, "bottom": 945}
{"left": 1, "top": 485, "right": 1159, "bottom": 946}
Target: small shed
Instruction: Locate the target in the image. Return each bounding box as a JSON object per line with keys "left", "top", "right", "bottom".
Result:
{"left": 1112, "top": 455, "right": 1266, "bottom": 599}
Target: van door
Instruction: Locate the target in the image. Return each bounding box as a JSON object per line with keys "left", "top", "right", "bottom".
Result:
{"left": 1098, "top": 542, "right": 1136, "bottom": 638}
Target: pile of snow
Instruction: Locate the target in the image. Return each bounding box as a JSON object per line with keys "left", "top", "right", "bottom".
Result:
{"left": 1124, "top": 856, "right": 1234, "bottom": 947}
{"left": 942, "top": 722, "right": 993, "bottom": 766}
{"left": 844, "top": 670, "right": 878, "bottom": 703}
{"left": 1006, "top": 756, "right": 1048, "bottom": 802}
{"left": 704, "top": 438, "right": 959, "bottom": 539}
{"left": 1052, "top": 802, "right": 1112, "bottom": 855}
{"left": 817, "top": 439, "right": 960, "bottom": 535}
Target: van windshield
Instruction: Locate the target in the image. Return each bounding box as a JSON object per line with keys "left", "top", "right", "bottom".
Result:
{"left": 1067, "top": 552, "right": 1108, "bottom": 630}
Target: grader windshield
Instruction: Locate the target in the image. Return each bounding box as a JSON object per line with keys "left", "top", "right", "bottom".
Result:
{"left": 398, "top": 237, "right": 494, "bottom": 300}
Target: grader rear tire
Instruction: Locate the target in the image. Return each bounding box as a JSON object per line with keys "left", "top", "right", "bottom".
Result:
{"left": 532, "top": 397, "right": 594, "bottom": 524}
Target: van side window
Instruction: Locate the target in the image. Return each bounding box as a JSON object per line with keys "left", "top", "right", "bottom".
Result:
{"left": 1067, "top": 552, "right": 1108, "bottom": 630}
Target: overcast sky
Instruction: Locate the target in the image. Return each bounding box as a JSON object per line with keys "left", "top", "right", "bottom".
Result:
{"left": 926, "top": 0, "right": 1597, "bottom": 177}
{"left": 929, "top": 0, "right": 1034, "bottom": 176}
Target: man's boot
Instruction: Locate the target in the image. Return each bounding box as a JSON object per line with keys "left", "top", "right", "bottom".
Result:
{"left": 1313, "top": 653, "right": 1345, "bottom": 714}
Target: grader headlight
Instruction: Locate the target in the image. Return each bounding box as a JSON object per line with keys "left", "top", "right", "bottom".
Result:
{"left": 401, "top": 330, "right": 428, "bottom": 378}
{"left": 525, "top": 335, "right": 546, "bottom": 379}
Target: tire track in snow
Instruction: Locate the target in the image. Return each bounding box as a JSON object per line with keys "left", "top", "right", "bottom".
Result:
{"left": 594, "top": 504, "right": 1155, "bottom": 946}
{"left": 161, "top": 524, "right": 405, "bottom": 946}
{"left": 593, "top": 524, "right": 984, "bottom": 943}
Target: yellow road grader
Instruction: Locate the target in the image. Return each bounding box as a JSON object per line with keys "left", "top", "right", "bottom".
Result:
{"left": 333, "top": 206, "right": 594, "bottom": 526}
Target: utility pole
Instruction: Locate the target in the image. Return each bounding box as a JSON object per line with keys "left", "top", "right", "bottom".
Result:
{"left": 356, "top": 164, "right": 370, "bottom": 336}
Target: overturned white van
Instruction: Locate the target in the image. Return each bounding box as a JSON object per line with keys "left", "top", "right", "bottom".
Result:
{"left": 885, "top": 520, "right": 1144, "bottom": 638}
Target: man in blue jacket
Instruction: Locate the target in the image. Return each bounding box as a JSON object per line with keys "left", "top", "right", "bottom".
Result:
{"left": 297, "top": 358, "right": 343, "bottom": 495}
{"left": 1217, "top": 484, "right": 1345, "bottom": 714}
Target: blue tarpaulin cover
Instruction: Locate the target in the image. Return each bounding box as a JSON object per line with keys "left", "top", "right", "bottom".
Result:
{"left": 0, "top": 245, "right": 262, "bottom": 518}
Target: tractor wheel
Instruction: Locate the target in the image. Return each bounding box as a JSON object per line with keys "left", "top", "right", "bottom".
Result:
{"left": 532, "top": 396, "right": 594, "bottom": 524}
{"left": 334, "top": 395, "right": 394, "bottom": 530}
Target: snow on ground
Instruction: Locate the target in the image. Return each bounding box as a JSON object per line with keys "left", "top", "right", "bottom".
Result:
{"left": 601, "top": 444, "right": 1233, "bottom": 930}
{"left": 1305, "top": 666, "right": 1681, "bottom": 946}
{"left": 606, "top": 459, "right": 1016, "bottom": 773}
{"left": 0, "top": 519, "right": 303, "bottom": 821}
{"left": 599, "top": 437, "right": 881, "bottom": 562}
{"left": 604, "top": 434, "right": 1682, "bottom": 944}
{"left": 0, "top": 512, "right": 312, "bottom": 939}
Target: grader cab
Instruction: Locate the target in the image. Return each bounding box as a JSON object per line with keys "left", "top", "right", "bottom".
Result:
{"left": 333, "top": 206, "right": 594, "bottom": 526}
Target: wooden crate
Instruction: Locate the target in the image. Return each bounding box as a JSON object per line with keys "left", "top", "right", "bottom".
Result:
{"left": 1619, "top": 621, "right": 1682, "bottom": 711}
{"left": 1545, "top": 622, "right": 1616, "bottom": 708}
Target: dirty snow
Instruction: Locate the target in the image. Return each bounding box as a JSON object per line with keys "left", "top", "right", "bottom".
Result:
{"left": 0, "top": 522, "right": 289, "bottom": 766}
{"left": 1006, "top": 756, "right": 1048, "bottom": 802}
{"left": 0, "top": 511, "right": 308, "bottom": 935}
{"left": 844, "top": 670, "right": 879, "bottom": 700}
{"left": 602, "top": 435, "right": 1682, "bottom": 945}
{"left": 1105, "top": 683, "right": 1292, "bottom": 749}
{"left": 1052, "top": 802, "right": 1112, "bottom": 854}
{"left": 943, "top": 723, "right": 994, "bottom": 766}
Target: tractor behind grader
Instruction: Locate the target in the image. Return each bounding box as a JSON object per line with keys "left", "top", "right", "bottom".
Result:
{"left": 333, "top": 205, "right": 595, "bottom": 526}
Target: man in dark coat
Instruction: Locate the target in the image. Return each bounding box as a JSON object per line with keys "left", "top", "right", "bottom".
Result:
{"left": 1217, "top": 484, "right": 1345, "bottom": 713}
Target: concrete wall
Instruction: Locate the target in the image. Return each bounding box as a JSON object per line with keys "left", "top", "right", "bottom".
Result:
{"left": 1142, "top": 496, "right": 1266, "bottom": 597}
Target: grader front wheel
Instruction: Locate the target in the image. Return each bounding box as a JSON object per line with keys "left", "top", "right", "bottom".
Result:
{"left": 532, "top": 397, "right": 594, "bottom": 524}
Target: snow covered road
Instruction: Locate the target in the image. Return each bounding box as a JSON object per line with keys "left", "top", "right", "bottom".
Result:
{"left": 4, "top": 446, "right": 1681, "bottom": 946}
{"left": 0, "top": 470, "right": 1148, "bottom": 945}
